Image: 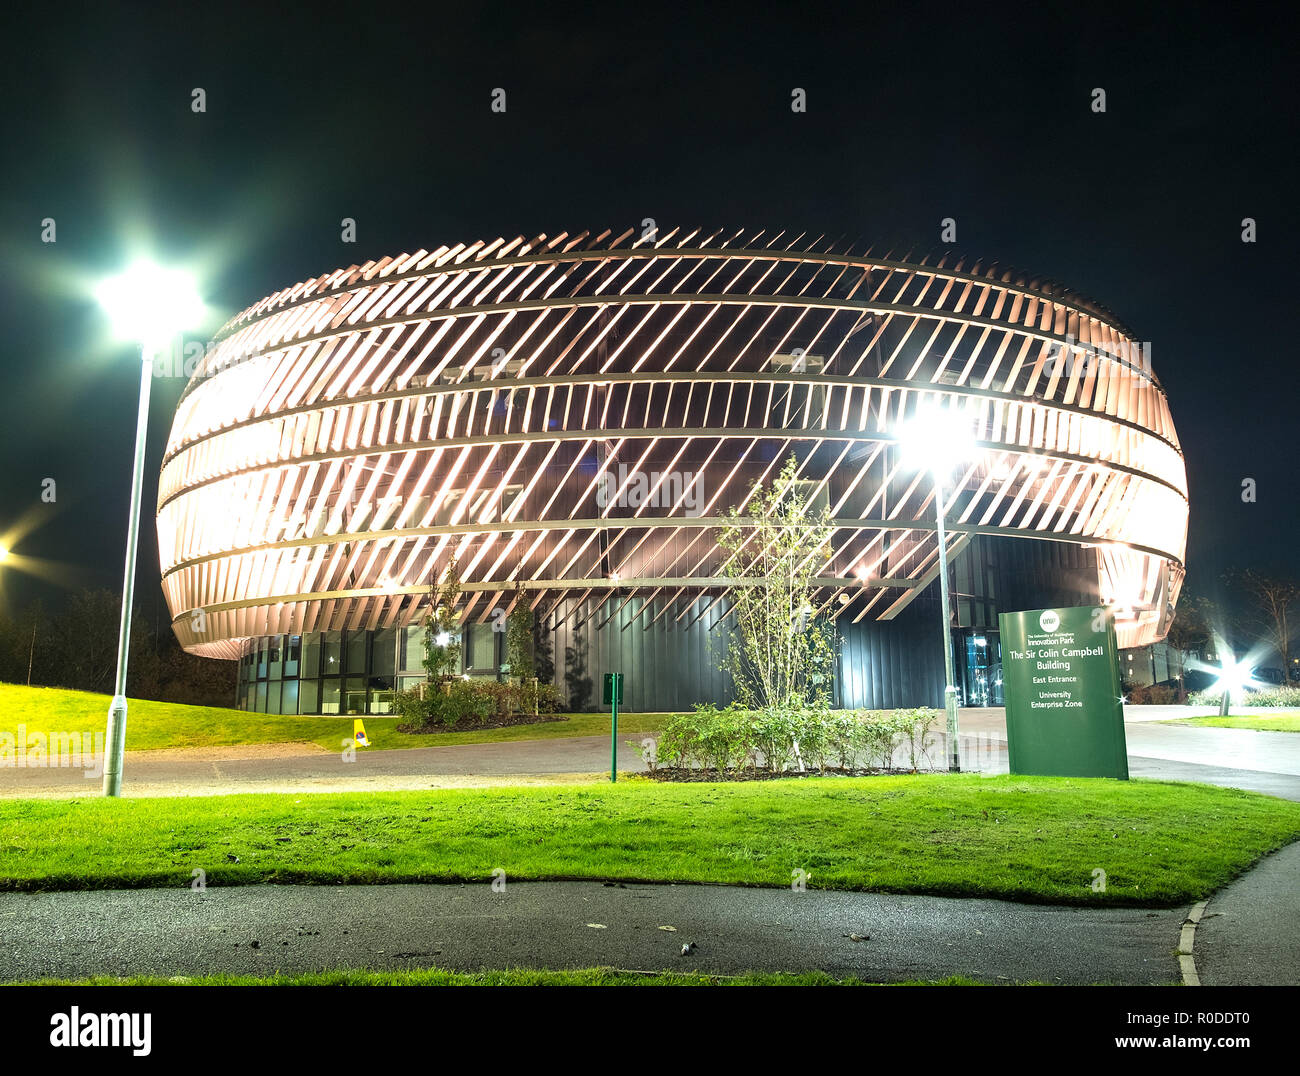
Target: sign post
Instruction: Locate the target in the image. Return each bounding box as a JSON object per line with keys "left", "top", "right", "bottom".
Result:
{"left": 602, "top": 672, "right": 623, "bottom": 783}
{"left": 999, "top": 606, "right": 1128, "bottom": 779}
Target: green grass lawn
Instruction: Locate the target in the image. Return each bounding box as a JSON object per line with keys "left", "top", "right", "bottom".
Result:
{"left": 1162, "top": 713, "right": 1300, "bottom": 733}
{"left": 17, "top": 968, "right": 984, "bottom": 986}
{"left": 2, "top": 775, "right": 1297, "bottom": 905}
{"left": 0, "top": 682, "right": 667, "bottom": 752}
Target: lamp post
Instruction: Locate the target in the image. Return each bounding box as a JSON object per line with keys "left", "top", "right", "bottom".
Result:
{"left": 931, "top": 474, "right": 961, "bottom": 771}
{"left": 898, "top": 401, "right": 976, "bottom": 773}
{"left": 1213, "top": 654, "right": 1253, "bottom": 718}
{"left": 95, "top": 261, "right": 203, "bottom": 797}
{"left": 1200, "top": 631, "right": 1257, "bottom": 719}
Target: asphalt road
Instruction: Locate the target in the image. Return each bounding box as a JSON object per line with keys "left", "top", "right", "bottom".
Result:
{"left": 4, "top": 707, "right": 1298, "bottom": 799}
{"left": 0, "top": 880, "right": 1187, "bottom": 985}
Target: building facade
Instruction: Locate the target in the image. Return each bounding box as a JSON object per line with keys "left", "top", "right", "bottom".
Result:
{"left": 158, "top": 228, "right": 1188, "bottom": 713}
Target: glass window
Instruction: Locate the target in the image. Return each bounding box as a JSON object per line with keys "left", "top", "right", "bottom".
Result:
{"left": 280, "top": 679, "right": 299, "bottom": 716}
{"left": 320, "top": 679, "right": 341, "bottom": 715}
{"left": 302, "top": 633, "right": 321, "bottom": 678}
{"left": 268, "top": 635, "right": 283, "bottom": 680}
{"left": 299, "top": 679, "right": 320, "bottom": 714}
{"left": 368, "top": 676, "right": 395, "bottom": 714}
{"left": 285, "top": 636, "right": 301, "bottom": 678}
{"left": 468, "top": 623, "right": 496, "bottom": 673}
{"left": 345, "top": 631, "right": 368, "bottom": 674}
{"left": 322, "top": 631, "right": 343, "bottom": 675}
{"left": 255, "top": 681, "right": 268, "bottom": 712}
{"left": 372, "top": 628, "right": 397, "bottom": 679}
{"left": 400, "top": 625, "right": 428, "bottom": 672}
{"left": 343, "top": 677, "right": 367, "bottom": 715}
{"left": 257, "top": 639, "right": 269, "bottom": 680}
{"left": 265, "top": 675, "right": 283, "bottom": 714}
{"left": 244, "top": 681, "right": 256, "bottom": 711}
{"left": 399, "top": 675, "right": 426, "bottom": 694}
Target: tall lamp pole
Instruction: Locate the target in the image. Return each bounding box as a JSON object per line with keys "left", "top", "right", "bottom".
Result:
{"left": 102, "top": 345, "right": 154, "bottom": 796}
{"left": 898, "top": 399, "right": 976, "bottom": 774}
{"left": 96, "top": 261, "right": 203, "bottom": 797}
{"left": 931, "top": 472, "right": 961, "bottom": 771}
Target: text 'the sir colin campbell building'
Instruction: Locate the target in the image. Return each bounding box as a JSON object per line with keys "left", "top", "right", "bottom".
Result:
{"left": 156, "top": 228, "right": 1187, "bottom": 715}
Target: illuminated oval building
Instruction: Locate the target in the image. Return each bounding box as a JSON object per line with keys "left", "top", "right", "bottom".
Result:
{"left": 157, "top": 229, "right": 1188, "bottom": 715}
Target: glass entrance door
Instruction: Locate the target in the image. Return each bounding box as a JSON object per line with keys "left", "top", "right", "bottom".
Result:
{"left": 960, "top": 631, "right": 1003, "bottom": 707}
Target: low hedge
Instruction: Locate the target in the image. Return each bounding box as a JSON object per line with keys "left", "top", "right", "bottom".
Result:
{"left": 650, "top": 704, "right": 940, "bottom": 776}
{"left": 1188, "top": 684, "right": 1300, "bottom": 708}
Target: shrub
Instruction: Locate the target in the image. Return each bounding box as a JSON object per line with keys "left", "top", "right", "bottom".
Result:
{"left": 393, "top": 686, "right": 435, "bottom": 727}
{"left": 1124, "top": 683, "right": 1184, "bottom": 705}
{"left": 520, "top": 679, "right": 564, "bottom": 715}
{"left": 393, "top": 679, "right": 504, "bottom": 730}
{"left": 1188, "top": 684, "right": 1300, "bottom": 708}
{"left": 749, "top": 706, "right": 801, "bottom": 772}
{"left": 437, "top": 680, "right": 494, "bottom": 726}
{"left": 653, "top": 705, "right": 941, "bottom": 776}
{"left": 395, "top": 676, "right": 571, "bottom": 732}
{"left": 857, "top": 711, "right": 904, "bottom": 770}
{"left": 896, "top": 708, "right": 939, "bottom": 771}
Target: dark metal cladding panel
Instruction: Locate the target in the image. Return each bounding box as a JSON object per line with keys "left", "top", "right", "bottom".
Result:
{"left": 836, "top": 592, "right": 947, "bottom": 710}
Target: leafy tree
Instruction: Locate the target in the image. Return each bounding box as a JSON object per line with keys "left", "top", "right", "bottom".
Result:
{"left": 506, "top": 598, "right": 535, "bottom": 681}
{"left": 717, "top": 455, "right": 836, "bottom": 709}
{"left": 422, "top": 559, "right": 463, "bottom": 682}
{"left": 1166, "top": 592, "right": 1216, "bottom": 658}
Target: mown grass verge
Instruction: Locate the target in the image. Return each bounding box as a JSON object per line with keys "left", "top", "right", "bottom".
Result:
{"left": 2, "top": 774, "right": 1297, "bottom": 905}
{"left": 0, "top": 682, "right": 667, "bottom": 752}
{"left": 1162, "top": 713, "right": 1300, "bottom": 733}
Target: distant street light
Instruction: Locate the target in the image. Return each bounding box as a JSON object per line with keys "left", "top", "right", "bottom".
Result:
{"left": 897, "top": 400, "right": 976, "bottom": 773}
{"left": 1210, "top": 651, "right": 1256, "bottom": 718}
{"left": 95, "top": 261, "right": 204, "bottom": 797}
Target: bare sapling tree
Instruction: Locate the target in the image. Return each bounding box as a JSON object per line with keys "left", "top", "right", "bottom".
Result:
{"left": 717, "top": 455, "right": 837, "bottom": 718}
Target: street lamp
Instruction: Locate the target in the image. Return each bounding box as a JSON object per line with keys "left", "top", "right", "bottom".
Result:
{"left": 95, "top": 260, "right": 203, "bottom": 797}
{"left": 1209, "top": 648, "right": 1256, "bottom": 718}
{"left": 897, "top": 400, "right": 976, "bottom": 772}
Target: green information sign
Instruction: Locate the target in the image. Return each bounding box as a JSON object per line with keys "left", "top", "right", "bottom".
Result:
{"left": 999, "top": 605, "right": 1128, "bottom": 779}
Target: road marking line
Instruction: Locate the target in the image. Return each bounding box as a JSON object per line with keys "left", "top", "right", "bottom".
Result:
{"left": 1179, "top": 899, "right": 1208, "bottom": 986}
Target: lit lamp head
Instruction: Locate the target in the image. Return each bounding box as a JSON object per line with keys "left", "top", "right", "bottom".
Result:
{"left": 95, "top": 260, "right": 204, "bottom": 354}
{"left": 1212, "top": 656, "right": 1256, "bottom": 698}
{"left": 896, "top": 399, "right": 976, "bottom": 478}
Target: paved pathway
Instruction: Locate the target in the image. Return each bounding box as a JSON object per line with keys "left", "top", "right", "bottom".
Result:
{"left": 0, "top": 880, "right": 1187, "bottom": 985}
{"left": 4, "top": 706, "right": 1298, "bottom": 799}
{"left": 1196, "top": 840, "right": 1300, "bottom": 986}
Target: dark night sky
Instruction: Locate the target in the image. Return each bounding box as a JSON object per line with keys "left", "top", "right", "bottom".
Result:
{"left": 0, "top": 1, "right": 1295, "bottom": 620}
